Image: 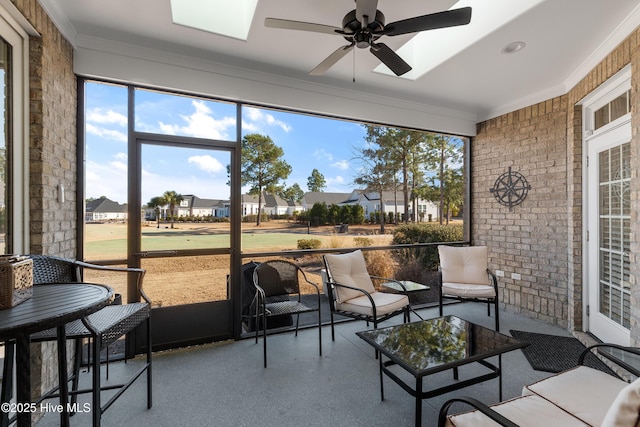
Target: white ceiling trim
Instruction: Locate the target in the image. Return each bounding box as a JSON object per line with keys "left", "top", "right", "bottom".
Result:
{"left": 73, "top": 35, "right": 478, "bottom": 135}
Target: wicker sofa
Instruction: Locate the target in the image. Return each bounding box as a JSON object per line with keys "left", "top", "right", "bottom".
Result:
{"left": 439, "top": 344, "right": 640, "bottom": 427}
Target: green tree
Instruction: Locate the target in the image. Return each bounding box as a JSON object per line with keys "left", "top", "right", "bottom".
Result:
{"left": 279, "top": 183, "right": 304, "bottom": 203}
{"left": 241, "top": 133, "right": 292, "bottom": 225}
{"left": 147, "top": 196, "right": 166, "bottom": 229}
{"left": 427, "top": 135, "right": 463, "bottom": 225}
{"left": 354, "top": 126, "right": 397, "bottom": 233}
{"left": 309, "top": 202, "right": 328, "bottom": 226}
{"left": 162, "top": 190, "right": 184, "bottom": 229}
{"left": 307, "top": 168, "right": 326, "bottom": 192}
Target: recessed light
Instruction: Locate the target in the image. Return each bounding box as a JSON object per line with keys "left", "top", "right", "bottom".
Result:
{"left": 502, "top": 41, "right": 526, "bottom": 54}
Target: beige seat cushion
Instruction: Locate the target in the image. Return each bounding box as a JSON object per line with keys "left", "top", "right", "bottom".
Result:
{"left": 445, "top": 394, "right": 589, "bottom": 427}
{"left": 324, "top": 250, "right": 376, "bottom": 303}
{"left": 336, "top": 291, "right": 408, "bottom": 318}
{"left": 601, "top": 377, "right": 640, "bottom": 427}
{"left": 441, "top": 282, "right": 496, "bottom": 298}
{"left": 523, "top": 365, "right": 628, "bottom": 426}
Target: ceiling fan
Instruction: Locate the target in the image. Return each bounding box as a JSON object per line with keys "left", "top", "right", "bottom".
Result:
{"left": 265, "top": 0, "right": 472, "bottom": 77}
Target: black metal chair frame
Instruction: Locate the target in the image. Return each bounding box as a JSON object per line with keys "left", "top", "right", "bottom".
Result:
{"left": 1, "top": 255, "right": 152, "bottom": 426}
{"left": 437, "top": 344, "right": 640, "bottom": 427}
{"left": 251, "top": 260, "right": 322, "bottom": 368}
{"left": 322, "top": 255, "right": 410, "bottom": 342}
{"left": 438, "top": 268, "right": 500, "bottom": 331}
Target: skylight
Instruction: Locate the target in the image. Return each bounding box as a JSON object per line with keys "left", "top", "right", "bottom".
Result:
{"left": 374, "top": 0, "right": 544, "bottom": 79}
{"left": 170, "top": 0, "right": 258, "bottom": 41}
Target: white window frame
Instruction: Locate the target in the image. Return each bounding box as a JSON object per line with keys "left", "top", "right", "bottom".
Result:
{"left": 0, "top": 0, "right": 37, "bottom": 254}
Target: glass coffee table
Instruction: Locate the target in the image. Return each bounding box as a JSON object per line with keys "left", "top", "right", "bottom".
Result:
{"left": 356, "top": 316, "right": 526, "bottom": 427}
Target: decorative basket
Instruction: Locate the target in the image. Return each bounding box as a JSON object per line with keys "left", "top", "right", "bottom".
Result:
{"left": 0, "top": 255, "right": 33, "bottom": 309}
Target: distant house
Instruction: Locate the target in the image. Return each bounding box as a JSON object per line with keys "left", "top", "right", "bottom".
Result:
{"left": 300, "top": 192, "right": 353, "bottom": 210}
{"left": 85, "top": 197, "right": 127, "bottom": 222}
{"left": 178, "top": 195, "right": 229, "bottom": 218}
{"left": 302, "top": 190, "right": 439, "bottom": 222}
{"left": 241, "top": 192, "right": 302, "bottom": 218}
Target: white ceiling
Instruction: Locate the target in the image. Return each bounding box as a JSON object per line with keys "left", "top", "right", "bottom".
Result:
{"left": 41, "top": 0, "right": 640, "bottom": 123}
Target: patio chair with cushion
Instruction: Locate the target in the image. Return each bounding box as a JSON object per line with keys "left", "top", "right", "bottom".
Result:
{"left": 322, "top": 250, "right": 410, "bottom": 341}
{"left": 438, "top": 245, "right": 500, "bottom": 330}
{"left": 251, "top": 259, "right": 322, "bottom": 368}
{"left": 0, "top": 255, "right": 152, "bottom": 427}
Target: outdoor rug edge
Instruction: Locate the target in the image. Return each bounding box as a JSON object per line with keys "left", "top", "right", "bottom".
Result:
{"left": 509, "top": 329, "right": 617, "bottom": 376}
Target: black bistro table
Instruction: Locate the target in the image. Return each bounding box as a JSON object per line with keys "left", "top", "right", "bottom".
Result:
{"left": 356, "top": 315, "right": 526, "bottom": 427}
{"left": 0, "top": 283, "right": 113, "bottom": 427}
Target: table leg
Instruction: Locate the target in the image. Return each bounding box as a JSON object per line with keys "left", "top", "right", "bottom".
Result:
{"left": 379, "top": 355, "right": 384, "bottom": 401}
{"left": 15, "top": 334, "right": 30, "bottom": 427}
{"left": 415, "top": 376, "right": 422, "bottom": 427}
{"left": 56, "top": 326, "right": 70, "bottom": 426}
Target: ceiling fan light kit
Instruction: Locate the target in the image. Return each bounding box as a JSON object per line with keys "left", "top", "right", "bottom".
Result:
{"left": 265, "top": 1, "right": 472, "bottom": 77}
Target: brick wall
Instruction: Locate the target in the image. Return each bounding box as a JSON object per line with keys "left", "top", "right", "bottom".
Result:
{"left": 474, "top": 27, "right": 640, "bottom": 344}
{"left": 10, "top": 0, "right": 77, "bottom": 403}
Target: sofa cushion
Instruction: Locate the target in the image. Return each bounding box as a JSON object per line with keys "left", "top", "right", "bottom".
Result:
{"left": 324, "top": 250, "right": 376, "bottom": 303}
{"left": 601, "top": 377, "right": 640, "bottom": 427}
{"left": 523, "top": 365, "right": 627, "bottom": 426}
{"left": 445, "top": 394, "right": 589, "bottom": 427}
{"left": 336, "top": 291, "right": 408, "bottom": 318}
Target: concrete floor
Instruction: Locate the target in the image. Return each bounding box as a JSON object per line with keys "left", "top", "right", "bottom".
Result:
{"left": 36, "top": 303, "right": 573, "bottom": 427}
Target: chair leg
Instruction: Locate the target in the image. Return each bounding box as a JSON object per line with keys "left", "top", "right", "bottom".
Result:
{"left": 91, "top": 334, "right": 101, "bottom": 427}
{"left": 294, "top": 314, "right": 300, "bottom": 337}
{"left": 262, "top": 308, "right": 268, "bottom": 368}
{"left": 146, "top": 317, "right": 153, "bottom": 409}
{"left": 439, "top": 289, "right": 444, "bottom": 317}
{"left": 317, "top": 309, "right": 322, "bottom": 357}
{"left": 330, "top": 311, "right": 336, "bottom": 341}
{"left": 494, "top": 299, "right": 500, "bottom": 331}
{"left": 70, "top": 338, "right": 84, "bottom": 408}
{"left": 1, "top": 341, "right": 14, "bottom": 427}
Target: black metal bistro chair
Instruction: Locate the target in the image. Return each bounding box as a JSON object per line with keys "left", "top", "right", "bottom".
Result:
{"left": 322, "top": 250, "right": 410, "bottom": 341}
{"left": 251, "top": 260, "right": 322, "bottom": 368}
{"left": 1, "top": 255, "right": 152, "bottom": 426}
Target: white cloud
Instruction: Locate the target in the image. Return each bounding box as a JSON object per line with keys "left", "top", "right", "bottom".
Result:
{"left": 159, "top": 100, "right": 236, "bottom": 140}
{"left": 313, "top": 149, "right": 333, "bottom": 162}
{"left": 86, "top": 124, "right": 127, "bottom": 142}
{"left": 243, "top": 107, "right": 292, "bottom": 133}
{"left": 188, "top": 155, "right": 225, "bottom": 174}
{"left": 86, "top": 108, "right": 127, "bottom": 126}
{"left": 332, "top": 160, "right": 350, "bottom": 170}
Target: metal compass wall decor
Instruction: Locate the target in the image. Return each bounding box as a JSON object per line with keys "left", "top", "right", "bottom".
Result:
{"left": 489, "top": 166, "right": 531, "bottom": 211}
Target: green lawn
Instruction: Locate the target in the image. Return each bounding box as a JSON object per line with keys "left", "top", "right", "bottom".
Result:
{"left": 85, "top": 228, "right": 329, "bottom": 258}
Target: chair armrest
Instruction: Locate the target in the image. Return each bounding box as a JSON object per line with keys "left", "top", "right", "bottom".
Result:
{"left": 487, "top": 268, "right": 499, "bottom": 291}
{"left": 438, "top": 397, "right": 520, "bottom": 427}
{"left": 578, "top": 343, "right": 640, "bottom": 377}
{"left": 74, "top": 261, "right": 150, "bottom": 305}
{"left": 329, "top": 280, "right": 377, "bottom": 316}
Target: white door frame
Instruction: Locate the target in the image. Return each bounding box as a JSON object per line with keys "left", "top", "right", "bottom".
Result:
{"left": 581, "top": 65, "right": 631, "bottom": 345}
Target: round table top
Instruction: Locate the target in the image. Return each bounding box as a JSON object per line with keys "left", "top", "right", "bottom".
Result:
{"left": 0, "top": 283, "right": 113, "bottom": 338}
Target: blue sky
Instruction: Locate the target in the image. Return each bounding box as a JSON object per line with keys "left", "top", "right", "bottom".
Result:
{"left": 85, "top": 82, "right": 367, "bottom": 205}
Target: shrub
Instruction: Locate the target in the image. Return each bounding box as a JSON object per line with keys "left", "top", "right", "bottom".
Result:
{"left": 392, "top": 223, "right": 464, "bottom": 270}
{"left": 297, "top": 239, "right": 322, "bottom": 249}
{"left": 353, "top": 237, "right": 373, "bottom": 247}
{"left": 364, "top": 250, "right": 397, "bottom": 288}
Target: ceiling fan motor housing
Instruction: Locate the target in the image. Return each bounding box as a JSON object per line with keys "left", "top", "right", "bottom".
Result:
{"left": 342, "top": 9, "right": 385, "bottom": 48}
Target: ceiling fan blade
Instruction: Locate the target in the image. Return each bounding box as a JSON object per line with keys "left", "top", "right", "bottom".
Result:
{"left": 356, "top": 0, "right": 378, "bottom": 25}
{"left": 310, "top": 44, "right": 355, "bottom": 76}
{"left": 370, "top": 43, "right": 411, "bottom": 76}
{"left": 265, "top": 18, "right": 343, "bottom": 35}
{"left": 381, "top": 7, "right": 472, "bottom": 36}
